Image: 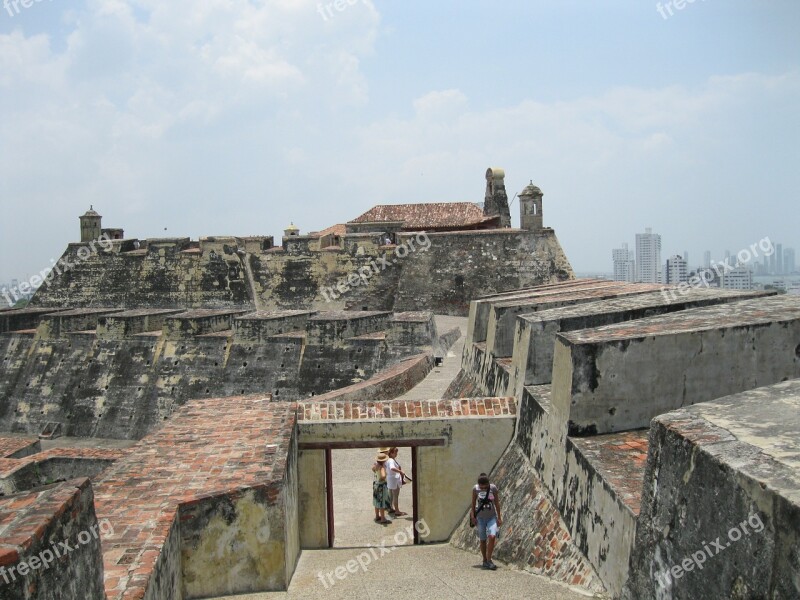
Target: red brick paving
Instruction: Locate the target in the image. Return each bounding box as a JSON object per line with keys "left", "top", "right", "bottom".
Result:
{"left": 0, "top": 437, "right": 39, "bottom": 459}
{"left": 0, "top": 447, "right": 126, "bottom": 479}
{"left": 569, "top": 431, "right": 649, "bottom": 515}
{"left": 0, "top": 478, "right": 92, "bottom": 562}
{"left": 92, "top": 395, "right": 296, "bottom": 600}
{"left": 298, "top": 397, "right": 516, "bottom": 421}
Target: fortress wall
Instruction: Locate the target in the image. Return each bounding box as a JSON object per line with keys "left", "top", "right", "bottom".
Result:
{"left": 234, "top": 311, "right": 316, "bottom": 342}
{"left": 0, "top": 456, "right": 118, "bottom": 495}
{"left": 96, "top": 397, "right": 299, "bottom": 599}
{"left": 0, "top": 309, "right": 435, "bottom": 439}
{"left": 97, "top": 309, "right": 185, "bottom": 340}
{"left": 394, "top": 229, "right": 574, "bottom": 316}
{"left": 305, "top": 311, "right": 390, "bottom": 347}
{"left": 297, "top": 342, "right": 386, "bottom": 398}
{"left": 0, "top": 308, "right": 63, "bottom": 334}
{"left": 304, "top": 353, "right": 433, "bottom": 404}
{"left": 485, "top": 283, "right": 663, "bottom": 358}
{"left": 626, "top": 381, "right": 800, "bottom": 600}
{"left": 558, "top": 437, "right": 641, "bottom": 596}
{"left": 31, "top": 229, "right": 574, "bottom": 316}
{"left": 510, "top": 288, "right": 772, "bottom": 389}
{"left": 32, "top": 238, "right": 252, "bottom": 309}
{"left": 0, "top": 478, "right": 106, "bottom": 599}
{"left": 466, "top": 279, "right": 610, "bottom": 346}
{"left": 558, "top": 296, "right": 800, "bottom": 435}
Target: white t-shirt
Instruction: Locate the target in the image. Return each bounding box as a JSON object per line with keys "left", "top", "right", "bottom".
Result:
{"left": 386, "top": 457, "right": 403, "bottom": 489}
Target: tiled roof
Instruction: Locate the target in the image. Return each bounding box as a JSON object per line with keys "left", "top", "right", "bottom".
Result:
{"left": 349, "top": 202, "right": 496, "bottom": 230}
{"left": 308, "top": 224, "right": 346, "bottom": 238}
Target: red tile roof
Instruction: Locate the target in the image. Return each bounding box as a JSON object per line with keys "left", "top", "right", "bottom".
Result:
{"left": 308, "top": 223, "right": 346, "bottom": 239}
{"left": 349, "top": 202, "right": 497, "bottom": 230}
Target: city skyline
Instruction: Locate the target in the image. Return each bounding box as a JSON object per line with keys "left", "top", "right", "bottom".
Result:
{"left": 612, "top": 227, "right": 798, "bottom": 291}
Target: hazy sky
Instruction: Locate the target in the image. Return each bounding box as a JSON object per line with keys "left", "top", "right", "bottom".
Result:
{"left": 1, "top": 0, "right": 799, "bottom": 283}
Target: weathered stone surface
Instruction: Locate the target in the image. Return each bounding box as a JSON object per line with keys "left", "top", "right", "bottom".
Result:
{"left": 95, "top": 396, "right": 298, "bottom": 599}
{"left": 29, "top": 229, "right": 574, "bottom": 317}
{"left": 449, "top": 444, "right": 605, "bottom": 594}
{"left": 556, "top": 295, "right": 800, "bottom": 435}
{"left": 306, "top": 353, "right": 434, "bottom": 404}
{"left": 0, "top": 310, "right": 437, "bottom": 440}
{"left": 512, "top": 288, "right": 772, "bottom": 386}
{"left": 626, "top": 380, "right": 800, "bottom": 600}
{"left": 0, "top": 446, "right": 124, "bottom": 495}
{"left": 0, "top": 478, "right": 105, "bottom": 599}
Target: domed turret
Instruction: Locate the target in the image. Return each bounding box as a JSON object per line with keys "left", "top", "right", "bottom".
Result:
{"left": 79, "top": 206, "right": 102, "bottom": 242}
{"left": 519, "top": 182, "right": 544, "bottom": 230}
{"left": 284, "top": 222, "right": 300, "bottom": 238}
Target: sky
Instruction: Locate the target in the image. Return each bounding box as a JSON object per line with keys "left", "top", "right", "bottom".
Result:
{"left": 1, "top": 0, "right": 799, "bottom": 284}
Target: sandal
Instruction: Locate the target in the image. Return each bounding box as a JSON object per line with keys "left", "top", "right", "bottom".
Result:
{"left": 394, "top": 511, "right": 408, "bottom": 517}
{"left": 374, "top": 517, "right": 381, "bottom": 522}
{"left": 379, "top": 519, "right": 392, "bottom": 525}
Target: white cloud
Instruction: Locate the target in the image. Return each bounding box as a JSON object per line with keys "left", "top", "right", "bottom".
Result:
{"left": 0, "top": 0, "right": 798, "bottom": 281}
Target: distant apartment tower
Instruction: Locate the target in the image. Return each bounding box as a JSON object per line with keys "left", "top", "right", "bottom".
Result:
{"left": 665, "top": 255, "right": 689, "bottom": 284}
{"left": 777, "top": 243, "right": 784, "bottom": 274}
{"left": 722, "top": 266, "right": 754, "bottom": 291}
{"left": 704, "top": 251, "right": 711, "bottom": 269}
{"left": 612, "top": 243, "right": 636, "bottom": 282}
{"left": 636, "top": 228, "right": 662, "bottom": 283}
{"left": 785, "top": 248, "right": 796, "bottom": 274}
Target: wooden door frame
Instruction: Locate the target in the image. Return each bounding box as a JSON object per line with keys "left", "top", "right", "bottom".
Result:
{"left": 299, "top": 439, "right": 446, "bottom": 548}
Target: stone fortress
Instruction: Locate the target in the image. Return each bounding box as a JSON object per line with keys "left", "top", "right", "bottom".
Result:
{"left": 0, "top": 167, "right": 797, "bottom": 599}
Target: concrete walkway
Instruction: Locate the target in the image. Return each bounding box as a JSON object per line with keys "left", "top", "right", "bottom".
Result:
{"left": 393, "top": 315, "right": 467, "bottom": 402}
{"left": 213, "top": 544, "right": 589, "bottom": 599}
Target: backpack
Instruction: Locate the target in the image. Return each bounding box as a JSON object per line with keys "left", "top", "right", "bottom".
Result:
{"left": 475, "top": 484, "right": 495, "bottom": 514}
{"left": 469, "top": 482, "right": 497, "bottom": 527}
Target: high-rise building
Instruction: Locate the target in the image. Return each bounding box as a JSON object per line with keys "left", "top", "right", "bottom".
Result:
{"left": 777, "top": 243, "right": 784, "bottom": 274}
{"left": 635, "top": 228, "right": 662, "bottom": 283}
{"left": 612, "top": 243, "right": 636, "bottom": 283}
{"left": 722, "top": 266, "right": 754, "bottom": 291}
{"left": 665, "top": 255, "right": 689, "bottom": 284}
{"left": 704, "top": 251, "right": 711, "bottom": 269}
{"left": 770, "top": 252, "right": 777, "bottom": 274}
{"left": 785, "top": 248, "right": 796, "bottom": 274}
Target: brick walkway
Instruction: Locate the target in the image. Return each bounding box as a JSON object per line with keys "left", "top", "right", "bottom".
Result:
{"left": 92, "top": 396, "right": 296, "bottom": 600}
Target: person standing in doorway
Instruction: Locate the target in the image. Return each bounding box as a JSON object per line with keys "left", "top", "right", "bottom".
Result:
{"left": 372, "top": 451, "right": 392, "bottom": 524}
{"left": 386, "top": 447, "right": 409, "bottom": 517}
{"left": 469, "top": 473, "right": 502, "bottom": 570}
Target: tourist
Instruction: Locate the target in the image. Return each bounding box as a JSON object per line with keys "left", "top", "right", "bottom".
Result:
{"left": 386, "top": 447, "right": 409, "bottom": 517}
{"left": 372, "top": 451, "right": 392, "bottom": 524}
{"left": 469, "top": 472, "right": 502, "bottom": 570}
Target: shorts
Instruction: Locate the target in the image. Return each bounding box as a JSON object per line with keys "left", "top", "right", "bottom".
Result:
{"left": 476, "top": 514, "right": 498, "bottom": 541}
